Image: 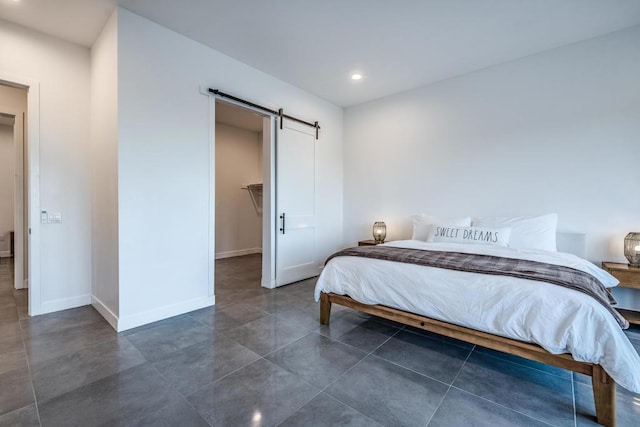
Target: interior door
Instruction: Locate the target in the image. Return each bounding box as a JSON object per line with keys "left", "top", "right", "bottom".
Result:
{"left": 275, "top": 120, "right": 317, "bottom": 286}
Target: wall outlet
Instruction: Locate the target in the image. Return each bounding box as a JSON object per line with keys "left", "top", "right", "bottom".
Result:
{"left": 41, "top": 210, "right": 48, "bottom": 224}
{"left": 0, "top": 234, "right": 4, "bottom": 242}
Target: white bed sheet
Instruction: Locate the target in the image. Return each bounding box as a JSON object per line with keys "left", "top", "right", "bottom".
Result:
{"left": 314, "top": 240, "right": 640, "bottom": 393}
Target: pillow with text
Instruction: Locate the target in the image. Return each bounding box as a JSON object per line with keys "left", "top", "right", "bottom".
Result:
{"left": 412, "top": 214, "right": 471, "bottom": 241}
{"left": 430, "top": 225, "right": 512, "bottom": 247}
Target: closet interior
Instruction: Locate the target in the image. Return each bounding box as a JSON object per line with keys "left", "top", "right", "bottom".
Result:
{"left": 215, "top": 101, "right": 265, "bottom": 286}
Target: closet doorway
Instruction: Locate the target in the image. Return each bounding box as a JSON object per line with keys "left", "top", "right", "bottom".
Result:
{"left": 214, "top": 100, "right": 275, "bottom": 294}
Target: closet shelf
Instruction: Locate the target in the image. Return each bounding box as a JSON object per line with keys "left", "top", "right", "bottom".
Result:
{"left": 243, "top": 183, "right": 263, "bottom": 215}
{"left": 241, "top": 183, "right": 263, "bottom": 191}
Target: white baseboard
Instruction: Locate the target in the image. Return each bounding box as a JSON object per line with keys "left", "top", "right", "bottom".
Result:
{"left": 117, "top": 295, "right": 215, "bottom": 332}
{"left": 91, "top": 295, "right": 119, "bottom": 331}
{"left": 0, "top": 251, "right": 11, "bottom": 258}
{"left": 215, "top": 248, "right": 262, "bottom": 260}
{"left": 39, "top": 294, "right": 92, "bottom": 315}
{"left": 14, "top": 279, "right": 28, "bottom": 290}
{"left": 261, "top": 279, "right": 276, "bottom": 289}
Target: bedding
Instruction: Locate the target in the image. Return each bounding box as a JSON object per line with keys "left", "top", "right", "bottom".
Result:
{"left": 324, "top": 245, "right": 626, "bottom": 328}
{"left": 472, "top": 213, "right": 558, "bottom": 251}
{"left": 315, "top": 240, "right": 640, "bottom": 393}
{"left": 411, "top": 214, "right": 471, "bottom": 241}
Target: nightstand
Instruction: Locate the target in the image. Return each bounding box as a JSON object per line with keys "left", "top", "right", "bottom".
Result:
{"left": 602, "top": 261, "right": 640, "bottom": 325}
{"left": 358, "top": 240, "right": 383, "bottom": 246}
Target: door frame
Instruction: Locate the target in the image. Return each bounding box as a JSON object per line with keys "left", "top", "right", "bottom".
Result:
{"left": 0, "top": 74, "right": 41, "bottom": 316}
{"left": 207, "top": 95, "right": 277, "bottom": 298}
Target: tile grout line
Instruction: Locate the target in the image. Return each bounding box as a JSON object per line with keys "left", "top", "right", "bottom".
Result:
{"left": 275, "top": 390, "right": 380, "bottom": 427}
{"left": 455, "top": 348, "right": 576, "bottom": 426}
{"left": 147, "top": 306, "right": 318, "bottom": 402}
{"left": 329, "top": 323, "right": 462, "bottom": 390}
{"left": 282, "top": 326, "right": 405, "bottom": 426}
{"left": 182, "top": 354, "right": 265, "bottom": 399}
{"left": 272, "top": 384, "right": 323, "bottom": 427}
{"left": 16, "top": 305, "right": 123, "bottom": 423}
{"left": 447, "top": 384, "right": 557, "bottom": 427}
{"left": 365, "top": 353, "right": 451, "bottom": 389}
{"left": 15, "top": 286, "right": 43, "bottom": 427}
{"left": 441, "top": 345, "right": 561, "bottom": 427}
{"left": 315, "top": 325, "right": 404, "bottom": 397}
{"left": 178, "top": 337, "right": 322, "bottom": 427}
{"left": 259, "top": 329, "right": 324, "bottom": 360}
{"left": 149, "top": 365, "right": 213, "bottom": 427}
{"left": 423, "top": 344, "right": 476, "bottom": 427}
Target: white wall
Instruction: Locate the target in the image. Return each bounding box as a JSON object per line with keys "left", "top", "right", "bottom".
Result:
{"left": 90, "top": 11, "right": 119, "bottom": 325}
{"left": 215, "top": 123, "right": 262, "bottom": 259}
{"left": 344, "top": 26, "right": 640, "bottom": 308}
{"left": 116, "top": 8, "right": 343, "bottom": 328}
{"left": 0, "top": 124, "right": 13, "bottom": 254}
{"left": 0, "top": 19, "right": 92, "bottom": 314}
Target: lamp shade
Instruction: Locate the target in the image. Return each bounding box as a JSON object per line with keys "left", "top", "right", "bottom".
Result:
{"left": 373, "top": 222, "right": 387, "bottom": 243}
{"left": 624, "top": 232, "right": 640, "bottom": 267}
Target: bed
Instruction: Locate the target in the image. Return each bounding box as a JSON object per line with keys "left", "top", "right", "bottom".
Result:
{"left": 315, "top": 228, "right": 640, "bottom": 427}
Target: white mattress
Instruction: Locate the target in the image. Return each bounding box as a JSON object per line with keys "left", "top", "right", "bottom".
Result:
{"left": 315, "top": 240, "right": 640, "bottom": 393}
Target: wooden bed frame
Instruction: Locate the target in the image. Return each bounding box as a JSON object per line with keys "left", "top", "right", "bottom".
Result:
{"left": 320, "top": 292, "right": 617, "bottom": 427}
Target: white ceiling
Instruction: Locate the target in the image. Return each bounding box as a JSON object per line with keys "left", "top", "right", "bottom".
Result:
{"left": 0, "top": 0, "right": 117, "bottom": 46}
{"left": 2, "top": 1, "right": 640, "bottom": 107}
{"left": 216, "top": 100, "right": 264, "bottom": 133}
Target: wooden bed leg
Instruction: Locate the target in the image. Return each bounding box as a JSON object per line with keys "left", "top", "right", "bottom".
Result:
{"left": 320, "top": 293, "right": 332, "bottom": 325}
{"left": 592, "top": 365, "right": 616, "bottom": 427}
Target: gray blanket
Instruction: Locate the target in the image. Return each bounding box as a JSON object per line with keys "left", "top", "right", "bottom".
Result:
{"left": 326, "top": 246, "right": 628, "bottom": 329}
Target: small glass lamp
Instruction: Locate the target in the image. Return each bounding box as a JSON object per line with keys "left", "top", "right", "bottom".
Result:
{"left": 373, "top": 221, "right": 387, "bottom": 244}
{"left": 624, "top": 232, "right": 640, "bottom": 267}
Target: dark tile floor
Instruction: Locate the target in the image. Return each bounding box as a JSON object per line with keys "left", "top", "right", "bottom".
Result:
{"left": 1, "top": 254, "right": 639, "bottom": 426}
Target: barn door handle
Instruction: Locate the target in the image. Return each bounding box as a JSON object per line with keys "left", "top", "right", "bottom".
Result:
{"left": 280, "top": 213, "right": 286, "bottom": 234}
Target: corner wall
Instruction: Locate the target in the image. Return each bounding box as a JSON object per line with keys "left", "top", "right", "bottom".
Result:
{"left": 90, "top": 11, "right": 119, "bottom": 326}
{"left": 116, "top": 8, "right": 343, "bottom": 329}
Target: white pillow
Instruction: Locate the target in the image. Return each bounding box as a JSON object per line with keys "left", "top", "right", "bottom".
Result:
{"left": 472, "top": 213, "right": 558, "bottom": 252}
{"left": 412, "top": 214, "right": 471, "bottom": 241}
{"left": 430, "top": 225, "right": 511, "bottom": 247}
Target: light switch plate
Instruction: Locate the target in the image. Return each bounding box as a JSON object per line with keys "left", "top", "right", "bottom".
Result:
{"left": 48, "top": 212, "right": 62, "bottom": 224}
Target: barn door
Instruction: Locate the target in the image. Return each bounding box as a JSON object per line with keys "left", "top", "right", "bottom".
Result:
{"left": 275, "top": 121, "right": 317, "bottom": 286}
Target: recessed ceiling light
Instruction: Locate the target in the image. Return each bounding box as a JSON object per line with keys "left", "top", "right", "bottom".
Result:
{"left": 351, "top": 73, "right": 363, "bottom": 81}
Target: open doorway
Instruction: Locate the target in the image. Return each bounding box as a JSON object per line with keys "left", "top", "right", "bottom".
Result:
{"left": 209, "top": 93, "right": 319, "bottom": 301}
{"left": 0, "top": 76, "right": 40, "bottom": 317}
{"left": 0, "top": 115, "right": 16, "bottom": 267}
{"left": 214, "top": 100, "right": 275, "bottom": 298}
{"left": 0, "top": 82, "right": 29, "bottom": 318}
